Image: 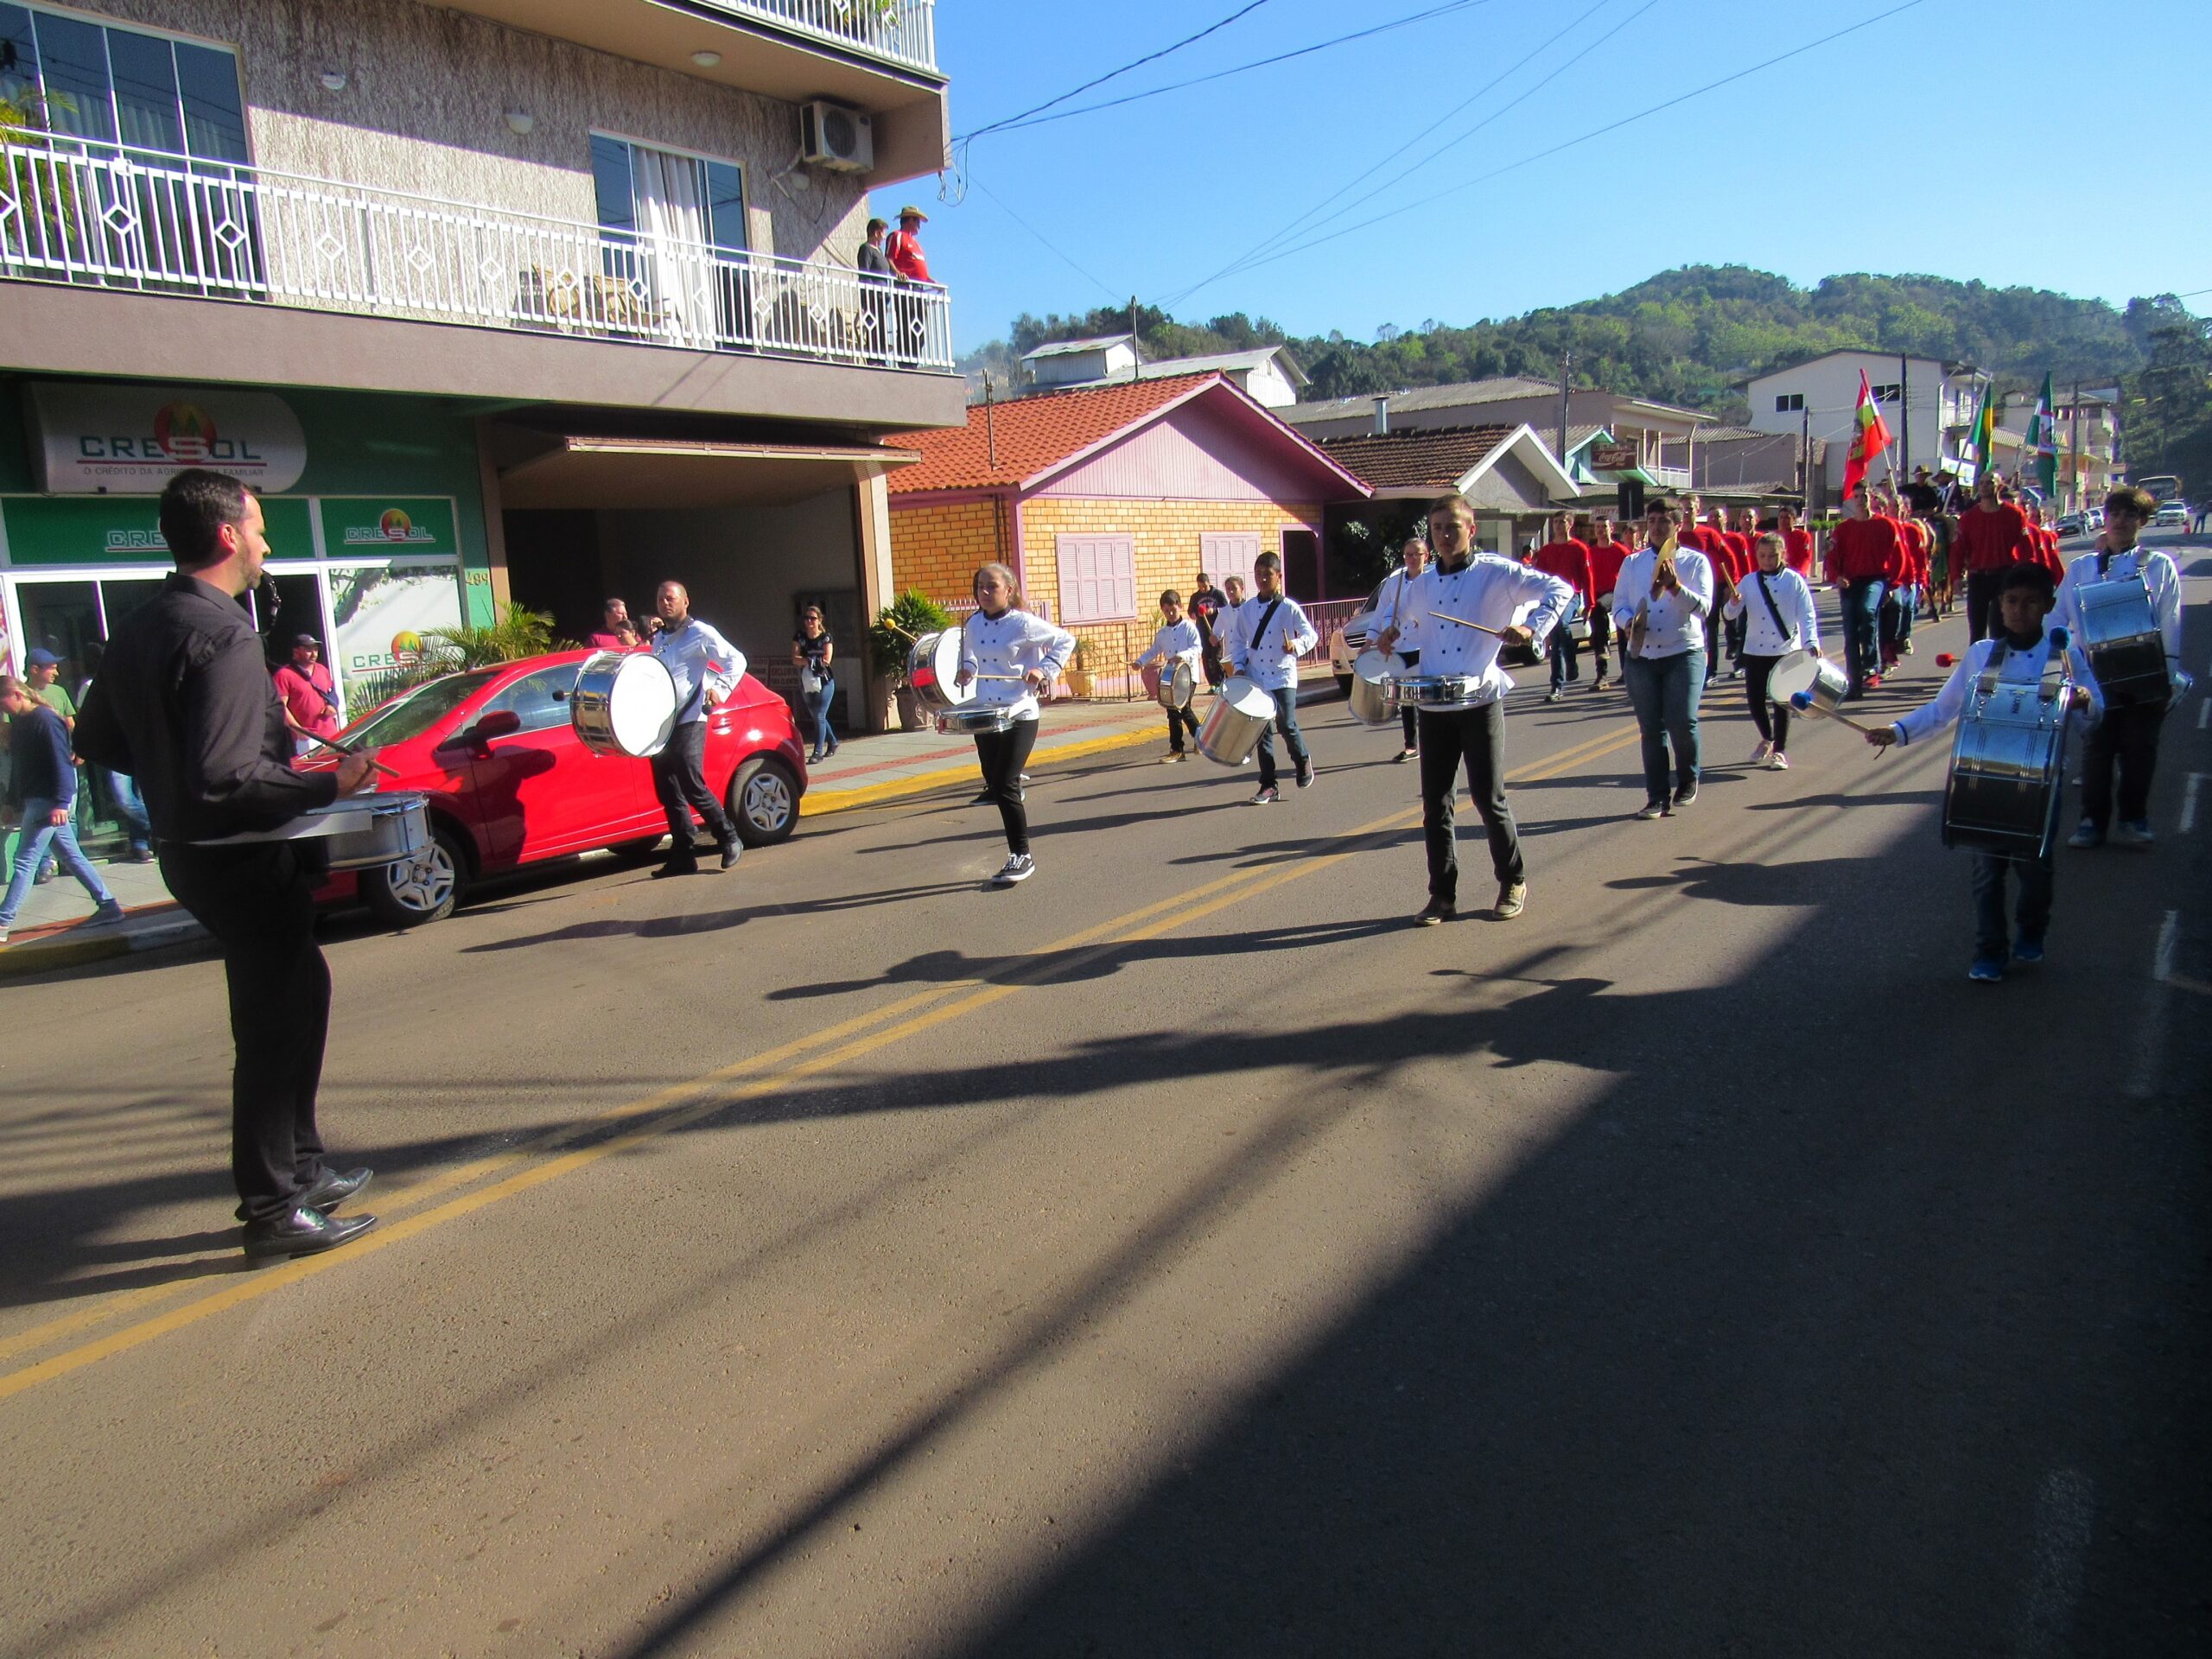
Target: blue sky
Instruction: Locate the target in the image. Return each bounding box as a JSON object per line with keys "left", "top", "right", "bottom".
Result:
{"left": 918, "top": 0, "right": 2212, "bottom": 354}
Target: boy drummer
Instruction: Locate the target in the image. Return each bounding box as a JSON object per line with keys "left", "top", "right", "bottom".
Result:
{"left": 1864, "top": 563, "right": 2101, "bottom": 982}
{"left": 1130, "top": 589, "right": 1205, "bottom": 761}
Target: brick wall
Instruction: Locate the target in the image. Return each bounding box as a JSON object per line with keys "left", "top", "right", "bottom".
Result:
{"left": 1020, "top": 498, "right": 1321, "bottom": 620}
{"left": 887, "top": 495, "right": 1009, "bottom": 603}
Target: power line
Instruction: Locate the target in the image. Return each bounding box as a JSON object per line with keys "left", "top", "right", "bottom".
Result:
{"left": 1155, "top": 0, "right": 1636, "bottom": 309}
{"left": 1176, "top": 0, "right": 1935, "bottom": 301}
{"left": 957, "top": 0, "right": 1277, "bottom": 143}
{"left": 982, "top": 1, "right": 1491, "bottom": 135}
{"left": 968, "top": 174, "right": 1124, "bottom": 302}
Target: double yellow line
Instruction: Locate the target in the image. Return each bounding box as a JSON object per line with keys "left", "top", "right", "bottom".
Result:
{"left": 0, "top": 717, "right": 1642, "bottom": 1404}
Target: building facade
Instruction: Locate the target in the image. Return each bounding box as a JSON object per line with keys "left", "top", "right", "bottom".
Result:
{"left": 0, "top": 0, "right": 962, "bottom": 729}
{"left": 1741, "top": 350, "right": 1987, "bottom": 493}
{"left": 1998, "top": 387, "right": 2123, "bottom": 511}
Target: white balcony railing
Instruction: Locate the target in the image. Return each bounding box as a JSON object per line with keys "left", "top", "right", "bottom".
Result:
{"left": 0, "top": 133, "right": 953, "bottom": 372}
{"left": 701, "top": 0, "right": 938, "bottom": 73}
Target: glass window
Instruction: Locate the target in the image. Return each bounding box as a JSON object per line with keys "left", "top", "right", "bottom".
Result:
{"left": 482, "top": 664, "right": 575, "bottom": 734}
{"left": 340, "top": 667, "right": 499, "bottom": 747}
{"left": 14, "top": 580, "right": 100, "bottom": 682}
{"left": 105, "top": 25, "right": 179, "bottom": 153}
{"left": 31, "top": 11, "right": 116, "bottom": 145}
{"left": 590, "top": 134, "right": 635, "bottom": 238}
{"left": 705, "top": 159, "right": 746, "bottom": 252}
{"left": 175, "top": 40, "right": 246, "bottom": 164}
{"left": 0, "top": 4, "right": 39, "bottom": 109}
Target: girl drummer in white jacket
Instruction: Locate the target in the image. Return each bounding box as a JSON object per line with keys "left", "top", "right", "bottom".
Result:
{"left": 957, "top": 563, "right": 1075, "bottom": 886}
{"left": 1722, "top": 531, "right": 1821, "bottom": 771}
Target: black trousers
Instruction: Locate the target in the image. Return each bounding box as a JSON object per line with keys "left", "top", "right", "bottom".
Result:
{"left": 2081, "top": 699, "right": 2168, "bottom": 829}
{"left": 1254, "top": 686, "right": 1310, "bottom": 788}
{"left": 1586, "top": 607, "right": 1612, "bottom": 678}
{"left": 158, "top": 841, "right": 332, "bottom": 1224}
{"left": 1966, "top": 569, "right": 2005, "bottom": 645}
{"left": 652, "top": 721, "right": 735, "bottom": 855}
{"left": 1398, "top": 646, "right": 1421, "bottom": 747}
{"left": 1417, "top": 700, "right": 1522, "bottom": 901}
{"left": 976, "top": 717, "right": 1039, "bottom": 854}
{"left": 1740, "top": 652, "right": 1792, "bottom": 749}
{"left": 1163, "top": 704, "right": 1201, "bottom": 751}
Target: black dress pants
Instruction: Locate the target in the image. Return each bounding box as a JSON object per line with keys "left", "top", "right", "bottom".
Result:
{"left": 652, "top": 721, "right": 736, "bottom": 855}
{"left": 1417, "top": 700, "right": 1522, "bottom": 902}
{"left": 158, "top": 841, "right": 331, "bottom": 1224}
{"left": 2081, "top": 699, "right": 2168, "bottom": 829}
{"left": 1966, "top": 570, "right": 2004, "bottom": 644}
{"left": 1740, "top": 652, "right": 1791, "bottom": 749}
{"left": 976, "top": 717, "right": 1039, "bottom": 854}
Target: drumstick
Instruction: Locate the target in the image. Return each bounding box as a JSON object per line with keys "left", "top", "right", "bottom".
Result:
{"left": 1427, "top": 608, "right": 1510, "bottom": 639}
{"left": 1788, "top": 690, "right": 1884, "bottom": 737}
{"left": 308, "top": 735, "right": 400, "bottom": 778}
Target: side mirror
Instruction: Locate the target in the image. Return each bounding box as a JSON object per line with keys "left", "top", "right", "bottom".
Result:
{"left": 470, "top": 709, "right": 523, "bottom": 743}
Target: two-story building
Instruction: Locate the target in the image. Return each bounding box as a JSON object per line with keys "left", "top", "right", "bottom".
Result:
{"left": 1999, "top": 386, "right": 2123, "bottom": 512}
{"left": 1741, "top": 350, "right": 1989, "bottom": 495}
{"left": 1016, "top": 335, "right": 1309, "bottom": 408}
{"left": 0, "top": 0, "right": 963, "bottom": 731}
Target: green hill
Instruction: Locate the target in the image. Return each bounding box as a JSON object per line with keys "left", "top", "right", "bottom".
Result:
{"left": 962, "top": 264, "right": 2187, "bottom": 423}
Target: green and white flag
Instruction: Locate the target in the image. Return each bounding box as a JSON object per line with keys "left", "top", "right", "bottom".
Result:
{"left": 2026, "top": 372, "right": 2058, "bottom": 499}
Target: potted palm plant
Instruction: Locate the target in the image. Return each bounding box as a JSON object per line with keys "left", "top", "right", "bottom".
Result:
{"left": 868, "top": 589, "right": 954, "bottom": 731}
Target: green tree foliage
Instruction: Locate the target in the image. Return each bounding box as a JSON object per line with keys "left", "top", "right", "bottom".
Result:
{"left": 960, "top": 265, "right": 2163, "bottom": 421}
{"left": 2120, "top": 296, "right": 2212, "bottom": 492}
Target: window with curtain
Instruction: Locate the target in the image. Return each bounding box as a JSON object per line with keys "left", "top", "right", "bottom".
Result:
{"left": 590, "top": 134, "right": 748, "bottom": 347}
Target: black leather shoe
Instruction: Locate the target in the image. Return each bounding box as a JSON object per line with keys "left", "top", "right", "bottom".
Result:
{"left": 297, "top": 1166, "right": 373, "bottom": 1214}
{"left": 718, "top": 842, "right": 741, "bottom": 870}
{"left": 241, "top": 1206, "right": 377, "bottom": 1261}
{"left": 651, "top": 856, "right": 699, "bottom": 880}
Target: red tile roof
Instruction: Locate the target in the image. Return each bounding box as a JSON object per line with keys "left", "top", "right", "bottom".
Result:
{"left": 887, "top": 375, "right": 1220, "bottom": 493}
{"left": 1319, "top": 425, "right": 1515, "bottom": 490}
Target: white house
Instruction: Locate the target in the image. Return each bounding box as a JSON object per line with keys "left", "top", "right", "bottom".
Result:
{"left": 1017, "top": 338, "right": 1309, "bottom": 407}
{"left": 1741, "top": 350, "right": 1989, "bottom": 491}
{"left": 1020, "top": 334, "right": 1141, "bottom": 390}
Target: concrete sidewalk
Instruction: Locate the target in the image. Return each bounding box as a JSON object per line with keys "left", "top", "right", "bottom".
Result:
{"left": 0, "top": 679, "right": 1335, "bottom": 977}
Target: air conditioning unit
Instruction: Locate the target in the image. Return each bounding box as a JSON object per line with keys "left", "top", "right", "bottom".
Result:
{"left": 801, "top": 101, "right": 873, "bottom": 172}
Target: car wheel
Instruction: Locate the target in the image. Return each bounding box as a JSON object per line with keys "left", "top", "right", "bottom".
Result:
{"left": 606, "top": 836, "right": 664, "bottom": 861}
{"left": 1334, "top": 672, "right": 1354, "bottom": 699}
{"left": 363, "top": 824, "right": 467, "bottom": 927}
{"left": 728, "top": 757, "right": 798, "bottom": 847}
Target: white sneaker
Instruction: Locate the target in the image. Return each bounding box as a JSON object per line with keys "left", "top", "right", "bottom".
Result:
{"left": 1546, "top": 688, "right": 1565, "bottom": 703}
{"left": 1766, "top": 751, "right": 1790, "bottom": 770}
{"left": 1750, "top": 741, "right": 1774, "bottom": 766}
{"left": 992, "top": 853, "right": 1035, "bottom": 886}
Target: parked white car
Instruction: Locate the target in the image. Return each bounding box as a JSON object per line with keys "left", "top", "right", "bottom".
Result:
{"left": 2153, "top": 499, "right": 2189, "bottom": 527}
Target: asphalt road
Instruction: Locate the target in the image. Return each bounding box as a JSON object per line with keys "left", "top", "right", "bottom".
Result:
{"left": 3, "top": 535, "right": 2208, "bottom": 1658}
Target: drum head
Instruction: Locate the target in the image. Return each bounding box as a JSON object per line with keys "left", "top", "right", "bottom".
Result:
{"left": 909, "top": 628, "right": 972, "bottom": 705}
{"left": 1167, "top": 659, "right": 1195, "bottom": 709}
{"left": 1766, "top": 649, "right": 1820, "bottom": 703}
{"left": 1223, "top": 676, "right": 1276, "bottom": 718}
{"left": 608, "top": 653, "right": 679, "bottom": 758}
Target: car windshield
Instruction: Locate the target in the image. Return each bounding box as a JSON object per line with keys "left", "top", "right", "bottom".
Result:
{"left": 340, "top": 668, "right": 503, "bottom": 747}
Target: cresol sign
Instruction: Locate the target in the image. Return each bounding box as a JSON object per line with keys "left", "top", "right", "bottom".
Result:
{"left": 29, "top": 382, "right": 308, "bottom": 493}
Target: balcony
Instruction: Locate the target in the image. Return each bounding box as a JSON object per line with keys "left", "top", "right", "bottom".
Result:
{"left": 702, "top": 0, "right": 938, "bottom": 73}
{"left": 0, "top": 132, "right": 953, "bottom": 376}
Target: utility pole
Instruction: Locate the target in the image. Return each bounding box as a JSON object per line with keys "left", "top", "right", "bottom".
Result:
{"left": 1801, "top": 402, "right": 1812, "bottom": 511}
{"left": 982, "top": 371, "right": 998, "bottom": 470}
{"left": 1129, "top": 295, "right": 1142, "bottom": 382}
{"left": 1897, "top": 353, "right": 1910, "bottom": 483}
{"left": 1556, "top": 350, "right": 1572, "bottom": 467}
{"left": 2069, "top": 378, "right": 2082, "bottom": 512}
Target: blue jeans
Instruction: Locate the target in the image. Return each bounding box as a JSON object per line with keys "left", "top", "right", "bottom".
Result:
{"left": 1548, "top": 596, "right": 1583, "bottom": 689}
{"left": 1623, "top": 649, "right": 1705, "bottom": 804}
{"left": 1970, "top": 849, "right": 2052, "bottom": 962}
{"left": 107, "top": 770, "right": 151, "bottom": 854}
{"left": 801, "top": 680, "right": 837, "bottom": 754}
{"left": 0, "top": 797, "right": 113, "bottom": 925}
{"left": 1254, "top": 685, "right": 1309, "bottom": 789}
{"left": 1841, "top": 578, "right": 1886, "bottom": 690}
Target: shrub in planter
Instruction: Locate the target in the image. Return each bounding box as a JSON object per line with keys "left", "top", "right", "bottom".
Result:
{"left": 869, "top": 589, "right": 956, "bottom": 730}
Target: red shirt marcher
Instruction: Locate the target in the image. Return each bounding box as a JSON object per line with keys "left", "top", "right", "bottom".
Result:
{"left": 586, "top": 630, "right": 641, "bottom": 651}
{"left": 2034, "top": 526, "right": 2066, "bottom": 577}
{"left": 1531, "top": 537, "right": 1595, "bottom": 607}
{"left": 886, "top": 228, "right": 931, "bottom": 283}
{"left": 1955, "top": 501, "right": 2031, "bottom": 572}
{"left": 1719, "top": 531, "right": 1751, "bottom": 581}
{"left": 1828, "top": 515, "right": 1904, "bottom": 585}
{"left": 1781, "top": 528, "right": 1815, "bottom": 575}
{"left": 272, "top": 660, "right": 341, "bottom": 742}
{"left": 1588, "top": 539, "right": 1630, "bottom": 598}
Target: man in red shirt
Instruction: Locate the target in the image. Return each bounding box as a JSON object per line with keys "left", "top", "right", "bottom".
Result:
{"left": 587, "top": 596, "right": 642, "bottom": 651}
{"left": 886, "top": 205, "right": 931, "bottom": 283}
{"left": 2027, "top": 503, "right": 2066, "bottom": 578}
{"left": 1583, "top": 512, "right": 1630, "bottom": 690}
{"left": 1953, "top": 473, "right": 2033, "bottom": 642}
{"left": 1531, "top": 512, "right": 1595, "bottom": 701}
{"left": 1827, "top": 490, "right": 1903, "bottom": 696}
{"left": 1709, "top": 506, "right": 1751, "bottom": 676}
{"left": 1777, "top": 505, "right": 1815, "bottom": 576}
{"left": 271, "top": 633, "right": 342, "bottom": 759}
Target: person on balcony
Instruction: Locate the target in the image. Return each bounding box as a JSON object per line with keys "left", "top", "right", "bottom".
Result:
{"left": 857, "top": 218, "right": 895, "bottom": 365}
{"left": 886, "top": 206, "right": 933, "bottom": 369}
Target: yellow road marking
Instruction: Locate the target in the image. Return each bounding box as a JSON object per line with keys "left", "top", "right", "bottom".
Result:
{"left": 0, "top": 719, "right": 1643, "bottom": 1402}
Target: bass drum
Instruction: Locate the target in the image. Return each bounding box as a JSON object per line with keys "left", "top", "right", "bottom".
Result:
{"left": 571, "top": 650, "right": 679, "bottom": 758}
{"left": 907, "top": 629, "right": 971, "bottom": 714}
{"left": 1346, "top": 648, "right": 1405, "bottom": 728}
{"left": 1942, "top": 676, "right": 2069, "bottom": 857}
{"left": 1157, "top": 658, "right": 1196, "bottom": 712}
{"left": 1197, "top": 677, "right": 1277, "bottom": 766}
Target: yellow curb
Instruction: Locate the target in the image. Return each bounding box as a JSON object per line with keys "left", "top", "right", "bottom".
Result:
{"left": 798, "top": 721, "right": 1161, "bottom": 817}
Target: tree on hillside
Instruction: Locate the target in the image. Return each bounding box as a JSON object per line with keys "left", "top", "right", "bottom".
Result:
{"left": 2121, "top": 296, "right": 2212, "bottom": 488}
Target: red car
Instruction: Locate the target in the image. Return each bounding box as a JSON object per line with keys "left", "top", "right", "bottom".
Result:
{"left": 308, "top": 649, "right": 808, "bottom": 926}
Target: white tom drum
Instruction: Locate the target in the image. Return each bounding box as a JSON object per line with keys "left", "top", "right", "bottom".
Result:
{"left": 1768, "top": 649, "right": 1846, "bottom": 716}
{"left": 1382, "top": 673, "right": 1485, "bottom": 712}
{"left": 907, "top": 629, "right": 971, "bottom": 713}
{"left": 1197, "top": 677, "right": 1278, "bottom": 766}
{"left": 1347, "top": 648, "right": 1406, "bottom": 728}
{"left": 935, "top": 706, "right": 1014, "bottom": 737}
{"left": 1156, "top": 658, "right": 1196, "bottom": 713}
{"left": 194, "top": 791, "right": 431, "bottom": 871}
{"left": 571, "top": 650, "right": 679, "bottom": 759}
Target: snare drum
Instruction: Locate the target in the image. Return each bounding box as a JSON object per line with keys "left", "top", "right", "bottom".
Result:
{"left": 194, "top": 792, "right": 431, "bottom": 871}
{"left": 935, "top": 706, "right": 1014, "bottom": 737}
{"left": 1942, "top": 669, "right": 2071, "bottom": 857}
{"left": 2072, "top": 575, "right": 2169, "bottom": 705}
{"left": 1381, "top": 673, "right": 1486, "bottom": 712}
{"left": 1346, "top": 649, "right": 1407, "bottom": 728}
{"left": 907, "top": 629, "right": 972, "bottom": 713}
{"left": 1196, "top": 677, "right": 1278, "bottom": 766}
{"left": 571, "top": 650, "right": 679, "bottom": 758}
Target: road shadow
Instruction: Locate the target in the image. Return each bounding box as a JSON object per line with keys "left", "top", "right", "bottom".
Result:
{"left": 457, "top": 880, "right": 983, "bottom": 953}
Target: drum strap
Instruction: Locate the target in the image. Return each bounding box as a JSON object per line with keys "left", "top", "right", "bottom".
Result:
{"left": 1253, "top": 598, "right": 1285, "bottom": 658}
{"left": 1751, "top": 570, "right": 1792, "bottom": 646}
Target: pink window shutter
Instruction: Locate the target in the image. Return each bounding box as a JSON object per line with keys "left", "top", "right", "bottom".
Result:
{"left": 1199, "top": 531, "right": 1262, "bottom": 594}
{"left": 1056, "top": 534, "right": 1135, "bottom": 623}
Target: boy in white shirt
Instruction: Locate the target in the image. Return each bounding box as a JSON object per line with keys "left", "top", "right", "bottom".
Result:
{"left": 1228, "top": 553, "right": 1318, "bottom": 804}
{"left": 1130, "top": 589, "right": 1205, "bottom": 761}
{"left": 1866, "top": 563, "right": 2101, "bottom": 982}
